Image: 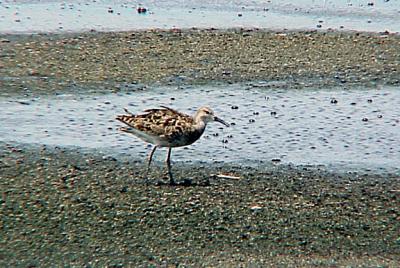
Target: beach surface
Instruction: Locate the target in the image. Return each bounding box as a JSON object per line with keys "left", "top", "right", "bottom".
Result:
{"left": 1, "top": 1, "right": 400, "bottom": 266}
{"left": 1, "top": 28, "right": 399, "bottom": 267}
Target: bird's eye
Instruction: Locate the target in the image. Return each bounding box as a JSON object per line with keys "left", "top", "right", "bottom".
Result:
{"left": 205, "top": 111, "right": 210, "bottom": 114}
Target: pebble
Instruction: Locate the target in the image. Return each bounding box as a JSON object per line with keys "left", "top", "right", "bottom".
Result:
{"left": 137, "top": 7, "right": 147, "bottom": 14}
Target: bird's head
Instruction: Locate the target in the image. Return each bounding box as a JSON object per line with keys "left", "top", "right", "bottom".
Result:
{"left": 195, "top": 107, "right": 229, "bottom": 127}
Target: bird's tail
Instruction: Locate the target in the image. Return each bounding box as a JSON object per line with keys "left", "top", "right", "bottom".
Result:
{"left": 116, "top": 115, "right": 136, "bottom": 127}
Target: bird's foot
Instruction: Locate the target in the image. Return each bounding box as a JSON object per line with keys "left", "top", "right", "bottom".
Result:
{"left": 179, "top": 178, "right": 193, "bottom": 186}
{"left": 168, "top": 174, "right": 176, "bottom": 186}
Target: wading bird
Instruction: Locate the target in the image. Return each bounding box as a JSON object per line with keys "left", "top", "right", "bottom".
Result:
{"left": 116, "top": 106, "right": 229, "bottom": 185}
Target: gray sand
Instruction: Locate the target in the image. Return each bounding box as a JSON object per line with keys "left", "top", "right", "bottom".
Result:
{"left": 1, "top": 29, "right": 400, "bottom": 266}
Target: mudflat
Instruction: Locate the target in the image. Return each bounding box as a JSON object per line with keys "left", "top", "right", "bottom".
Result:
{"left": 1, "top": 29, "right": 400, "bottom": 266}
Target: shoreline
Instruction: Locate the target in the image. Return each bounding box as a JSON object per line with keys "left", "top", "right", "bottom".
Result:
{"left": 1, "top": 26, "right": 399, "bottom": 36}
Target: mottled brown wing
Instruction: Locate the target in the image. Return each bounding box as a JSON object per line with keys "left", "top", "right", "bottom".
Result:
{"left": 116, "top": 107, "right": 194, "bottom": 138}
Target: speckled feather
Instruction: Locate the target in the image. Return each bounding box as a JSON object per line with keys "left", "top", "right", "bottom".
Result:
{"left": 116, "top": 106, "right": 204, "bottom": 147}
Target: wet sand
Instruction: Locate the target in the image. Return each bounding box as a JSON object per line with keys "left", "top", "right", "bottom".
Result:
{"left": 1, "top": 29, "right": 400, "bottom": 266}
{"left": 1, "top": 85, "right": 400, "bottom": 173}
{"left": 1, "top": 0, "right": 399, "bottom": 34}
{"left": 1, "top": 143, "right": 399, "bottom": 266}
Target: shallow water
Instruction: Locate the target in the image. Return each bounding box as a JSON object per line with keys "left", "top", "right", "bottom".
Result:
{"left": 1, "top": 84, "right": 399, "bottom": 173}
{"left": 0, "top": 0, "right": 399, "bottom": 34}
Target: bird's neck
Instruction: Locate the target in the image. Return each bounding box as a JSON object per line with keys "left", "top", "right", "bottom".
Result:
{"left": 194, "top": 119, "right": 207, "bottom": 131}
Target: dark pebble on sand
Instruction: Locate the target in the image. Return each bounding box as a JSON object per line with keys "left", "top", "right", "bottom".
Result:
{"left": 137, "top": 7, "right": 147, "bottom": 14}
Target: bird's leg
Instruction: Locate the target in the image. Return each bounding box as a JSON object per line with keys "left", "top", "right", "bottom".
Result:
{"left": 145, "top": 145, "right": 157, "bottom": 179}
{"left": 165, "top": 147, "right": 175, "bottom": 185}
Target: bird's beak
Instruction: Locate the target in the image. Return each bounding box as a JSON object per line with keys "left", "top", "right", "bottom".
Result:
{"left": 214, "top": 116, "right": 230, "bottom": 127}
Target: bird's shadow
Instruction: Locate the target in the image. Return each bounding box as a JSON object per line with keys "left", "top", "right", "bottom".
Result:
{"left": 141, "top": 177, "right": 211, "bottom": 187}
{"left": 154, "top": 179, "right": 211, "bottom": 187}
